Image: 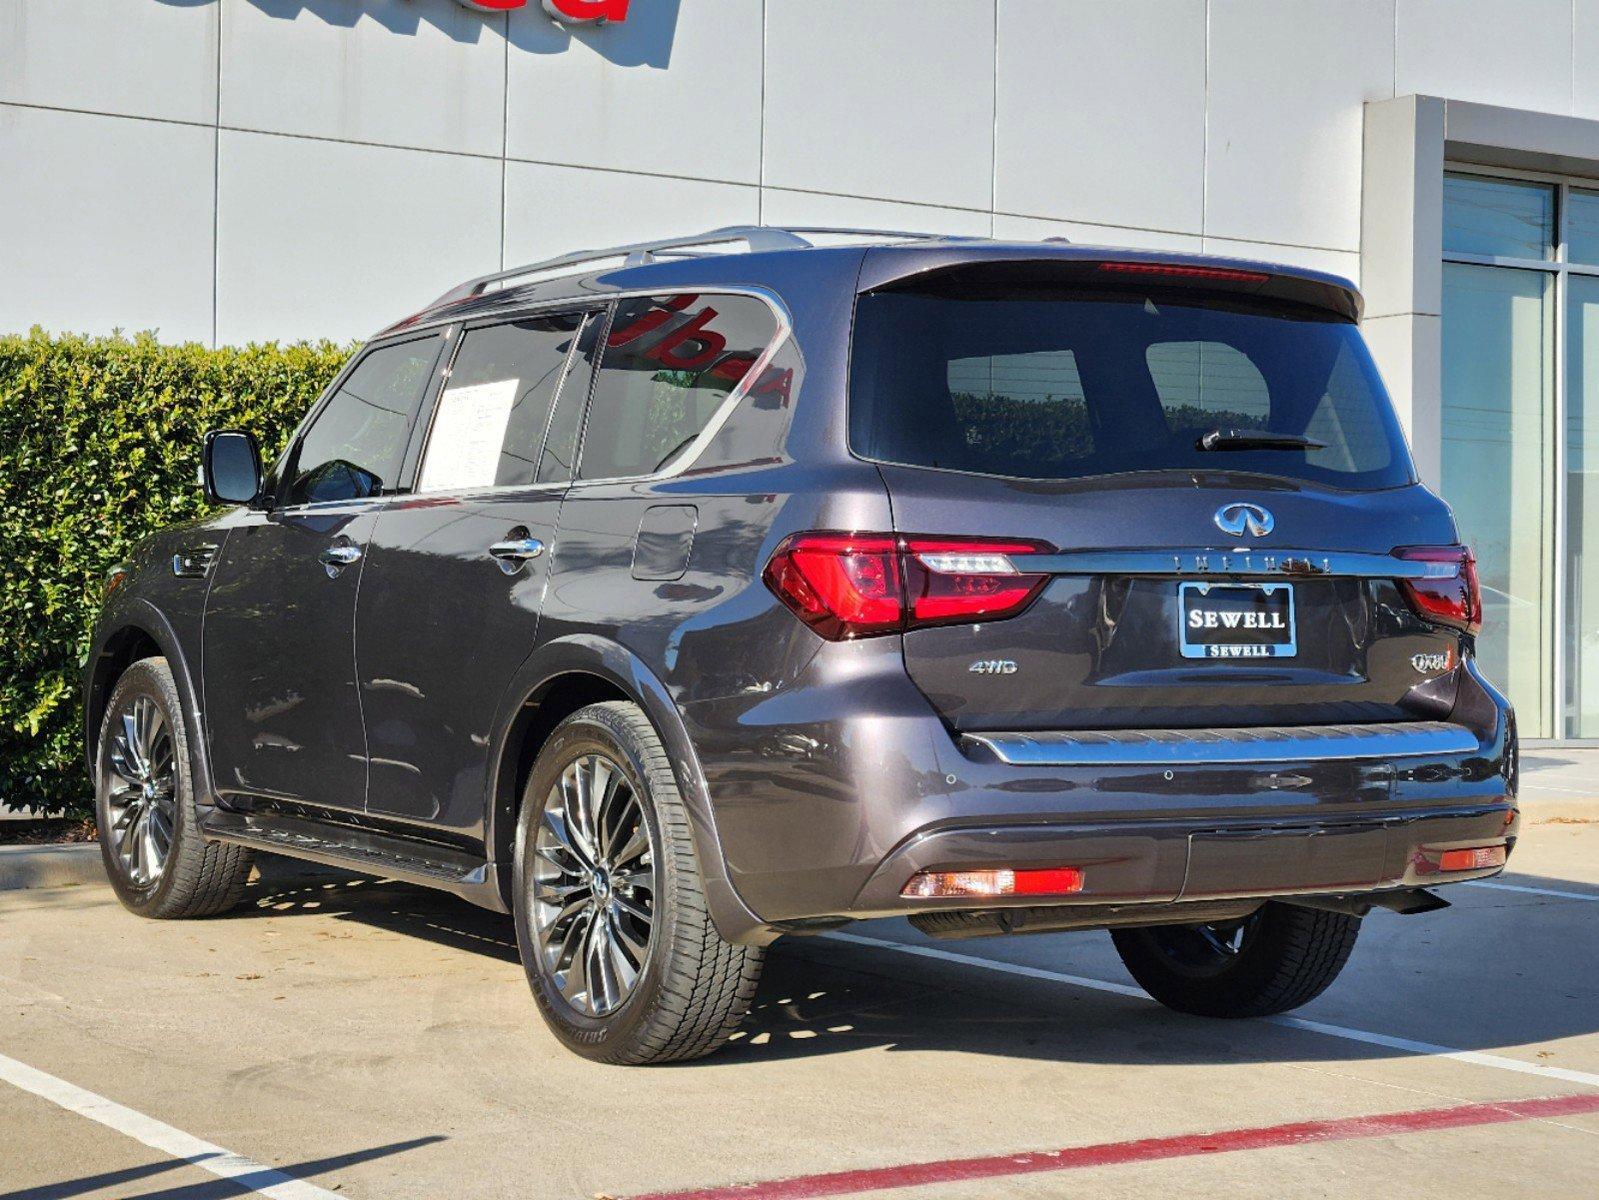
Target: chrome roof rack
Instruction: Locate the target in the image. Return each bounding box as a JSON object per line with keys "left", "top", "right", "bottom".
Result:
{"left": 424, "top": 225, "right": 962, "bottom": 310}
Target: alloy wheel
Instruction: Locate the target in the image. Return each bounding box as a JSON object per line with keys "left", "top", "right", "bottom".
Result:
{"left": 103, "top": 695, "right": 177, "bottom": 888}
{"left": 531, "top": 753, "right": 657, "bottom": 1017}
{"left": 1149, "top": 913, "right": 1263, "bottom": 976}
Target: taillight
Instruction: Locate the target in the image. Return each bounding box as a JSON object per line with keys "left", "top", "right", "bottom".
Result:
{"left": 1395, "top": 545, "right": 1482, "bottom": 635}
{"left": 763, "top": 532, "right": 1051, "bottom": 640}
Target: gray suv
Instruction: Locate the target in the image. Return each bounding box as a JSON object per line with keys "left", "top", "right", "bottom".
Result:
{"left": 85, "top": 228, "right": 1519, "bottom": 1064}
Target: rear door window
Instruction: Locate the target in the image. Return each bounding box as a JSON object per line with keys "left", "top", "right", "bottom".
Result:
{"left": 416, "top": 311, "right": 587, "bottom": 492}
{"left": 577, "top": 293, "right": 780, "bottom": 480}
{"left": 281, "top": 334, "right": 443, "bottom": 506}
{"left": 850, "top": 291, "right": 1414, "bottom": 490}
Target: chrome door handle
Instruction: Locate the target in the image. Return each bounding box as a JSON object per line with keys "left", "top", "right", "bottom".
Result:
{"left": 319, "top": 541, "right": 363, "bottom": 577}
{"left": 489, "top": 536, "right": 545, "bottom": 570}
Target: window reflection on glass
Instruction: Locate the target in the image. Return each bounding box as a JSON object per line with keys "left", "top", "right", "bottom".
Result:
{"left": 1567, "top": 276, "right": 1599, "bottom": 735}
{"left": 1441, "top": 263, "right": 1555, "bottom": 736}
{"left": 1443, "top": 174, "right": 1555, "bottom": 261}
{"left": 1569, "top": 188, "right": 1599, "bottom": 269}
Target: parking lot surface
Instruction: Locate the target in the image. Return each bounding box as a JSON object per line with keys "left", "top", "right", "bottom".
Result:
{"left": 3, "top": 767, "right": 1597, "bottom": 1199}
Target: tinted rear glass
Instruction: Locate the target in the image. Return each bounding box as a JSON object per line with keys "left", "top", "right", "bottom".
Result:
{"left": 850, "top": 291, "right": 1414, "bottom": 490}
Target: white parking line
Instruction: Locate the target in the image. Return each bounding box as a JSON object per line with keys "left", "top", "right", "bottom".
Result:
{"left": 0, "top": 1051, "right": 340, "bottom": 1200}
{"left": 1463, "top": 879, "right": 1599, "bottom": 902}
{"left": 823, "top": 931, "right": 1599, "bottom": 1091}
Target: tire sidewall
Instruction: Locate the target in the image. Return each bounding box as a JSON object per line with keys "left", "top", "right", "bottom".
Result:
{"left": 512, "top": 709, "right": 679, "bottom": 1060}
{"left": 94, "top": 658, "right": 196, "bottom": 915}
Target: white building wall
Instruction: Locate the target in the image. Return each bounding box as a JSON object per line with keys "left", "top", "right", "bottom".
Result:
{"left": 2, "top": 0, "right": 1597, "bottom": 347}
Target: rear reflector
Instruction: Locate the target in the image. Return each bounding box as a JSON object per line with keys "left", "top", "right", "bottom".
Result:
{"left": 1438, "top": 845, "right": 1507, "bottom": 872}
{"left": 1097, "top": 261, "right": 1270, "bottom": 284}
{"left": 901, "top": 867, "right": 1085, "bottom": 899}
{"left": 764, "top": 532, "right": 1051, "bottom": 640}
{"left": 1394, "top": 545, "right": 1482, "bottom": 635}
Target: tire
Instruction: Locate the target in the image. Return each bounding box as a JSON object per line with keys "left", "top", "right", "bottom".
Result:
{"left": 1110, "top": 902, "right": 1361, "bottom": 1018}
{"left": 94, "top": 657, "right": 255, "bottom": 918}
{"left": 511, "top": 701, "right": 763, "bottom": 1064}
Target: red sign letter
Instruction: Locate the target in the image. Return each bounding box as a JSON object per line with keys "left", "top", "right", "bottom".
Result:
{"left": 543, "top": 0, "right": 630, "bottom": 22}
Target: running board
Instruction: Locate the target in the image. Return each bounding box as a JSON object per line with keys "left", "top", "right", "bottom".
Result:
{"left": 200, "top": 807, "right": 506, "bottom": 912}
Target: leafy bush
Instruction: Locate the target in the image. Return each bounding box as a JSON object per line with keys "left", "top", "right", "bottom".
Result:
{"left": 0, "top": 329, "right": 353, "bottom": 817}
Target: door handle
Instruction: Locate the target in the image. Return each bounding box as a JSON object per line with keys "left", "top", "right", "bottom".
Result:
{"left": 489, "top": 533, "right": 544, "bottom": 575}
{"left": 319, "top": 540, "right": 363, "bottom": 577}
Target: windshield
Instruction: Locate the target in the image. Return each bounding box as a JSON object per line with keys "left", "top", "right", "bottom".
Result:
{"left": 849, "top": 289, "right": 1416, "bottom": 491}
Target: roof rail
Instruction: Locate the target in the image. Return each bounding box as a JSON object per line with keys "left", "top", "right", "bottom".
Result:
{"left": 423, "top": 224, "right": 957, "bottom": 311}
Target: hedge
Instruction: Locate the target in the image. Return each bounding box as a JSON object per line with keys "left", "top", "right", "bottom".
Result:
{"left": 0, "top": 329, "right": 353, "bottom": 818}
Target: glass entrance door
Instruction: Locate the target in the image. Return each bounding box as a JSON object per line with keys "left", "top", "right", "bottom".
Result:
{"left": 1442, "top": 174, "right": 1599, "bottom": 739}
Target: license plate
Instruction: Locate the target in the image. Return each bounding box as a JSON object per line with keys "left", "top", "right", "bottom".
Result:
{"left": 1179, "top": 582, "right": 1297, "bottom": 659}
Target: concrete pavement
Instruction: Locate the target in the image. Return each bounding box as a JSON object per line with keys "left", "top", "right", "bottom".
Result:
{"left": 1, "top": 762, "right": 1596, "bottom": 1199}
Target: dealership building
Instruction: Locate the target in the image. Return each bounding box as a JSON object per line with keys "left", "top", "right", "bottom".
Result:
{"left": 4, "top": 0, "right": 1599, "bottom": 742}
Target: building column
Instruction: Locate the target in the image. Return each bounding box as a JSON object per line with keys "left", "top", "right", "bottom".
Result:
{"left": 1361, "top": 95, "right": 1445, "bottom": 491}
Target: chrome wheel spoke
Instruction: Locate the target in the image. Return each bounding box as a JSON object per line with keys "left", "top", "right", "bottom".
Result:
{"left": 607, "top": 907, "right": 647, "bottom": 966}
{"left": 539, "top": 805, "right": 592, "bottom": 871}
{"left": 609, "top": 823, "right": 650, "bottom": 873}
{"left": 532, "top": 750, "right": 658, "bottom": 1020}
{"left": 611, "top": 890, "right": 651, "bottom": 923}
{"left": 120, "top": 712, "right": 148, "bottom": 776}
{"left": 102, "top": 693, "right": 177, "bottom": 889}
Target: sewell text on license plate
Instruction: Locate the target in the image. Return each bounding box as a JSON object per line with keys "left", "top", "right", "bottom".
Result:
{"left": 1179, "top": 581, "right": 1297, "bottom": 659}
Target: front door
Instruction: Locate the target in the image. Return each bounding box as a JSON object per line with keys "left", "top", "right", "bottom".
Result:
{"left": 202, "top": 333, "right": 445, "bottom": 810}
{"left": 357, "top": 309, "right": 604, "bottom": 836}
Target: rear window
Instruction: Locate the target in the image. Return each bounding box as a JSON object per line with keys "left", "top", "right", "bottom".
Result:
{"left": 849, "top": 291, "right": 1414, "bottom": 490}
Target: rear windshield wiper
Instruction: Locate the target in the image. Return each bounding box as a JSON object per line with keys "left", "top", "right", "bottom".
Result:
{"left": 1196, "top": 428, "right": 1326, "bottom": 452}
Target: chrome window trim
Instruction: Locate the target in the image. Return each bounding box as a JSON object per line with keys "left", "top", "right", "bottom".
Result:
{"left": 966, "top": 721, "right": 1480, "bottom": 767}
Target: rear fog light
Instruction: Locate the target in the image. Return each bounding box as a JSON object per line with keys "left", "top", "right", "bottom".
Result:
{"left": 901, "top": 867, "right": 1085, "bottom": 898}
{"left": 1438, "top": 846, "right": 1507, "bottom": 872}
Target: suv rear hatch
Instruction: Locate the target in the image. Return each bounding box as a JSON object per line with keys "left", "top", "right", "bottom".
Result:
{"left": 847, "top": 254, "right": 1474, "bottom": 731}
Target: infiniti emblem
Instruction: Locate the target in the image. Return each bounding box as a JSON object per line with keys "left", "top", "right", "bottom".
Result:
{"left": 1214, "top": 502, "right": 1274, "bottom": 538}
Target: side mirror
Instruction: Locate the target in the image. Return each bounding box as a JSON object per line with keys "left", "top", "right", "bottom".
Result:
{"left": 202, "top": 430, "right": 262, "bottom": 506}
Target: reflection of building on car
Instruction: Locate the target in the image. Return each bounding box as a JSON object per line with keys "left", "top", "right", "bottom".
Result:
{"left": 86, "top": 227, "right": 1518, "bottom": 1065}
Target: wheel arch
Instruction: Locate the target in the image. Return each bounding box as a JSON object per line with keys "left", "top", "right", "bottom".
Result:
{"left": 485, "top": 634, "right": 774, "bottom": 944}
{"left": 84, "top": 601, "right": 219, "bottom": 810}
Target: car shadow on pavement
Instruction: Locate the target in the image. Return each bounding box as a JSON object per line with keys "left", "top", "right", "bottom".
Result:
{"left": 226, "top": 860, "right": 1599, "bottom": 1071}
{"left": 0, "top": 1135, "right": 443, "bottom": 1200}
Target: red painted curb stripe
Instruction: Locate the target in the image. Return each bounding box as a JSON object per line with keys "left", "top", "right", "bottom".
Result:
{"left": 629, "top": 1093, "right": 1599, "bottom": 1200}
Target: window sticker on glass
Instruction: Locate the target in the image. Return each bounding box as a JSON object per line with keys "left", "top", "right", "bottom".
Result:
{"left": 418, "top": 379, "right": 518, "bottom": 492}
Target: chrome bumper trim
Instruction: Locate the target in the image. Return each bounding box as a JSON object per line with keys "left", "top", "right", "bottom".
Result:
{"left": 1027, "top": 548, "right": 1457, "bottom": 580}
{"left": 965, "top": 721, "right": 1480, "bottom": 767}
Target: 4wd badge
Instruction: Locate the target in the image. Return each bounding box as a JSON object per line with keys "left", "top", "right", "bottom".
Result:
{"left": 968, "top": 660, "right": 1018, "bottom": 675}
{"left": 1411, "top": 649, "right": 1455, "bottom": 675}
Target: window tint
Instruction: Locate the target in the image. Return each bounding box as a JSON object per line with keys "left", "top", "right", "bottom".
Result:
{"left": 850, "top": 292, "right": 1413, "bottom": 490}
{"left": 578, "top": 293, "right": 780, "bottom": 480}
{"left": 1146, "top": 341, "right": 1271, "bottom": 429}
{"left": 283, "top": 335, "right": 441, "bottom": 506}
{"left": 417, "top": 313, "right": 584, "bottom": 492}
{"left": 947, "top": 350, "right": 1091, "bottom": 465}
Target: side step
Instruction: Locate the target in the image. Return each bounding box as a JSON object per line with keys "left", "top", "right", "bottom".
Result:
{"left": 200, "top": 806, "right": 506, "bottom": 912}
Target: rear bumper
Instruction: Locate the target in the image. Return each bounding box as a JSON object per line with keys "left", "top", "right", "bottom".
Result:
{"left": 847, "top": 801, "right": 1516, "bottom": 920}
{"left": 686, "top": 645, "right": 1517, "bottom": 934}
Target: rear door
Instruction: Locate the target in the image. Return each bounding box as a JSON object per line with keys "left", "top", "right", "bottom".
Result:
{"left": 849, "top": 274, "right": 1467, "bottom": 731}
{"left": 355, "top": 308, "right": 604, "bottom": 836}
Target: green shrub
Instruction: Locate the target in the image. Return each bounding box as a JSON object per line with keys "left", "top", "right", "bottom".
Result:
{"left": 0, "top": 329, "right": 353, "bottom": 818}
